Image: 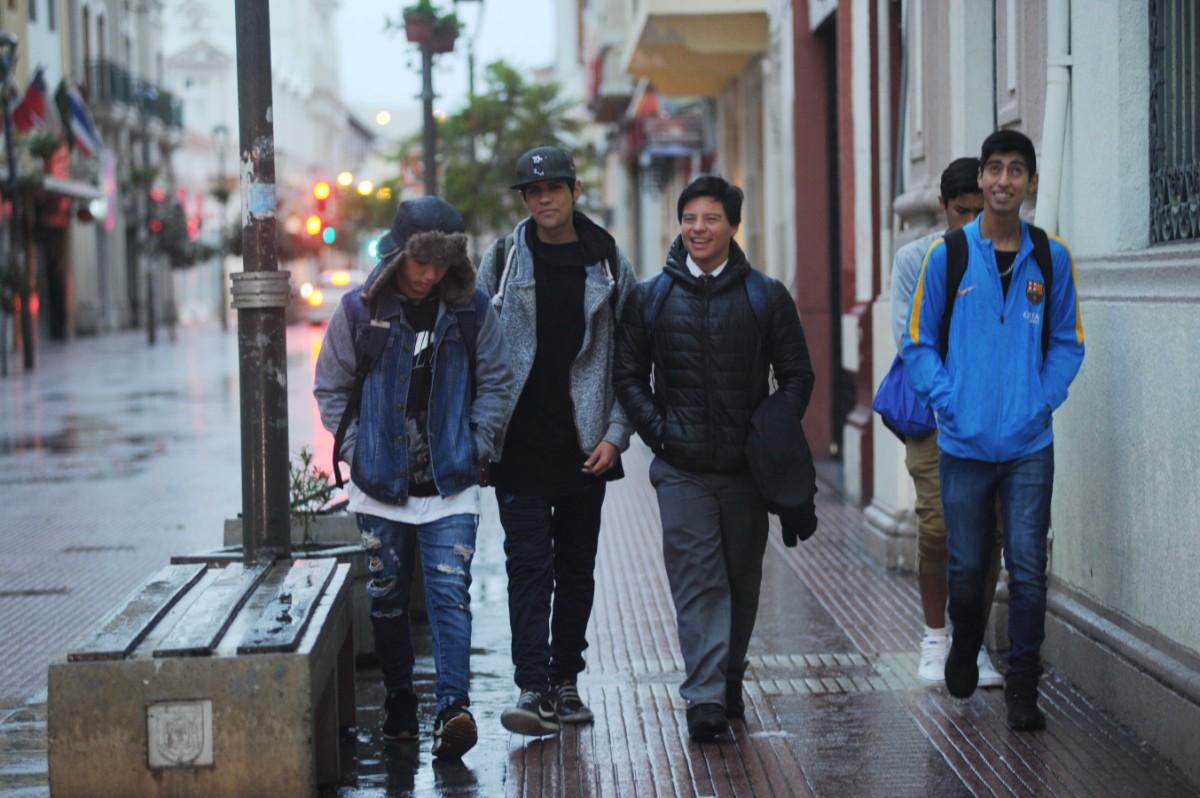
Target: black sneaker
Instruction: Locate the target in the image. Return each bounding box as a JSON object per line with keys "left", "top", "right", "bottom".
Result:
{"left": 551, "top": 680, "right": 594, "bottom": 724}
{"left": 500, "top": 689, "right": 560, "bottom": 736}
{"left": 725, "top": 681, "right": 745, "bottom": 719}
{"left": 944, "top": 634, "right": 980, "bottom": 699}
{"left": 1004, "top": 673, "right": 1046, "bottom": 731}
{"left": 432, "top": 703, "right": 478, "bottom": 759}
{"left": 686, "top": 702, "right": 728, "bottom": 742}
{"left": 382, "top": 689, "right": 419, "bottom": 742}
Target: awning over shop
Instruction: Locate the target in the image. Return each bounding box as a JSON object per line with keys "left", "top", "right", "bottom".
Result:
{"left": 620, "top": 0, "right": 769, "bottom": 97}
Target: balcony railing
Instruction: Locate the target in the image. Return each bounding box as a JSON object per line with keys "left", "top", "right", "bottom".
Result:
{"left": 86, "top": 59, "right": 184, "bottom": 129}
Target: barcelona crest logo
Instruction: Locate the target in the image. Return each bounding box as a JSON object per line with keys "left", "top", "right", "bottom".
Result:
{"left": 1026, "top": 280, "right": 1045, "bottom": 305}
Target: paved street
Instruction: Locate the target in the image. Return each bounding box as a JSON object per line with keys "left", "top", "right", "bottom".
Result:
{"left": 1, "top": 321, "right": 1197, "bottom": 797}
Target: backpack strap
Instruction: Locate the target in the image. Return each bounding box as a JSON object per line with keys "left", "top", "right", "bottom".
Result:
{"left": 743, "top": 268, "right": 770, "bottom": 336}
{"left": 642, "top": 272, "right": 674, "bottom": 333}
{"left": 491, "top": 234, "right": 517, "bottom": 302}
{"left": 939, "top": 229, "right": 968, "bottom": 361}
{"left": 332, "top": 293, "right": 391, "bottom": 488}
{"left": 1028, "top": 225, "right": 1054, "bottom": 358}
{"left": 939, "top": 226, "right": 1054, "bottom": 362}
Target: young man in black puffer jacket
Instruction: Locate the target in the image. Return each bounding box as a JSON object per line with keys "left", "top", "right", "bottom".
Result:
{"left": 614, "top": 175, "right": 815, "bottom": 742}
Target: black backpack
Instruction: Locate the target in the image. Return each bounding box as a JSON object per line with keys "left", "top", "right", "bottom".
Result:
{"left": 939, "top": 225, "right": 1053, "bottom": 361}
{"left": 330, "top": 289, "right": 488, "bottom": 488}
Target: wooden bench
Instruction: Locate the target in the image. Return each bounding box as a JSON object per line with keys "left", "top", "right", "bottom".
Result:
{"left": 48, "top": 558, "right": 354, "bottom": 797}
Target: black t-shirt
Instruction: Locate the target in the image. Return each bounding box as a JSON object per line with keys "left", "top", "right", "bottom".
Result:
{"left": 491, "top": 227, "right": 597, "bottom": 496}
{"left": 996, "top": 250, "right": 1018, "bottom": 298}
{"left": 401, "top": 296, "right": 439, "bottom": 497}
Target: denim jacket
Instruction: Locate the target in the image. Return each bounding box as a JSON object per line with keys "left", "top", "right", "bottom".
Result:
{"left": 314, "top": 244, "right": 513, "bottom": 504}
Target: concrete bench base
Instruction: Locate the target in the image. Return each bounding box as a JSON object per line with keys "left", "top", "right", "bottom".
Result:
{"left": 48, "top": 560, "right": 354, "bottom": 797}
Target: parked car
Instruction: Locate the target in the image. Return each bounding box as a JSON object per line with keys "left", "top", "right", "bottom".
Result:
{"left": 294, "top": 269, "right": 365, "bottom": 325}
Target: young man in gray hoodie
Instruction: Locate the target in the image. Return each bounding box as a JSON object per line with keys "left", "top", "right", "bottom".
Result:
{"left": 478, "top": 146, "right": 637, "bottom": 736}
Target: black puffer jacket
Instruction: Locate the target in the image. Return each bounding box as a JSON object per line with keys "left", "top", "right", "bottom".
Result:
{"left": 614, "top": 236, "right": 815, "bottom": 474}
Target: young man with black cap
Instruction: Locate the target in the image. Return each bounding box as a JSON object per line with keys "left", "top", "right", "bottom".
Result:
{"left": 478, "top": 145, "right": 637, "bottom": 736}
{"left": 314, "top": 196, "right": 513, "bottom": 759}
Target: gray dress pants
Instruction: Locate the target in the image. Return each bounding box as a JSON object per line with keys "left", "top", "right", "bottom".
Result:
{"left": 649, "top": 456, "right": 769, "bottom": 707}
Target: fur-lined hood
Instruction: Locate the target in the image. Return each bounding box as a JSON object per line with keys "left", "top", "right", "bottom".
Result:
{"left": 360, "top": 230, "right": 477, "bottom": 307}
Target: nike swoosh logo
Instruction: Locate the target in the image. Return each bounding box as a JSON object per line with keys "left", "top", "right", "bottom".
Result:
{"left": 957, "top": 286, "right": 977, "bottom": 297}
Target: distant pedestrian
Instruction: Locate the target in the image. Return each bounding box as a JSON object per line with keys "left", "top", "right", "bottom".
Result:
{"left": 614, "top": 175, "right": 815, "bottom": 742}
{"left": 888, "top": 157, "right": 1004, "bottom": 690}
{"left": 903, "top": 130, "right": 1085, "bottom": 729}
{"left": 314, "top": 196, "right": 513, "bottom": 759}
{"left": 478, "top": 146, "right": 638, "bottom": 736}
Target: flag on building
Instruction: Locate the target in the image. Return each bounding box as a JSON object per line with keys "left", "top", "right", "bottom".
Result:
{"left": 54, "top": 80, "right": 103, "bottom": 158}
{"left": 12, "top": 68, "right": 62, "bottom": 135}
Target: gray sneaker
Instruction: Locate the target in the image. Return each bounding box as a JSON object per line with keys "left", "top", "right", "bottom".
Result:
{"left": 500, "top": 689, "right": 560, "bottom": 736}
{"left": 551, "top": 680, "right": 594, "bottom": 724}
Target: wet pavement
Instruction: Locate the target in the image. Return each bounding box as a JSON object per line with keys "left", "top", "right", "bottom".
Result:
{"left": 2, "top": 321, "right": 1198, "bottom": 797}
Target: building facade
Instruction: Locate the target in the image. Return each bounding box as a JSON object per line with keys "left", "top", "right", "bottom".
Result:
{"left": 579, "top": 0, "right": 1200, "bottom": 784}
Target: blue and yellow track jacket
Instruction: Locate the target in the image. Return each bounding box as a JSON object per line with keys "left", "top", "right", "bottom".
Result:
{"left": 901, "top": 216, "right": 1084, "bottom": 462}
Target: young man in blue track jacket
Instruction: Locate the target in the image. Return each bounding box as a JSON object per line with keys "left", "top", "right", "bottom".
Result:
{"left": 902, "top": 130, "right": 1085, "bottom": 731}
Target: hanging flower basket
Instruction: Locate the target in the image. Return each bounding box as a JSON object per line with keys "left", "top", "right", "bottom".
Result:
{"left": 404, "top": 10, "right": 436, "bottom": 44}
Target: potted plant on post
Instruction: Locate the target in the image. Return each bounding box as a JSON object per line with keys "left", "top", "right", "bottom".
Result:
{"left": 431, "top": 11, "right": 462, "bottom": 54}
{"left": 403, "top": 0, "right": 438, "bottom": 44}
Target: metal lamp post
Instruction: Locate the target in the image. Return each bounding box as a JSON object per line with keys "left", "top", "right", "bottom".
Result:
{"left": 0, "top": 33, "right": 22, "bottom": 376}
{"left": 211, "top": 123, "right": 230, "bottom": 331}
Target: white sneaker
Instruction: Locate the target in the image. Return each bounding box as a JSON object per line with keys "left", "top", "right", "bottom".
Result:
{"left": 917, "top": 634, "right": 950, "bottom": 686}
{"left": 977, "top": 646, "right": 1003, "bottom": 688}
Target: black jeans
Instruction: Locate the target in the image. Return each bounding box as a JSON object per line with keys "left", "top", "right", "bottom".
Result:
{"left": 498, "top": 484, "right": 605, "bottom": 695}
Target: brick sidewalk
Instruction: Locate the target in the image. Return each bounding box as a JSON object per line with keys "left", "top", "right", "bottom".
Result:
{"left": 497, "top": 442, "right": 1197, "bottom": 797}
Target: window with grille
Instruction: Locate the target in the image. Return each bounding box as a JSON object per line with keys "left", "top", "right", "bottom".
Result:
{"left": 1150, "top": 0, "right": 1199, "bottom": 244}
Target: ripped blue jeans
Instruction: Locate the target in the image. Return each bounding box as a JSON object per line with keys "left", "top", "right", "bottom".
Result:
{"left": 356, "top": 512, "right": 477, "bottom": 712}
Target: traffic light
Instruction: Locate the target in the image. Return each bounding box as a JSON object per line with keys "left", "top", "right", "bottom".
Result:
{"left": 305, "top": 214, "right": 322, "bottom": 236}
{"left": 313, "top": 181, "right": 331, "bottom": 213}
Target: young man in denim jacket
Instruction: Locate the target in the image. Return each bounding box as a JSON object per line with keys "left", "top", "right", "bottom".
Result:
{"left": 314, "top": 196, "right": 513, "bottom": 759}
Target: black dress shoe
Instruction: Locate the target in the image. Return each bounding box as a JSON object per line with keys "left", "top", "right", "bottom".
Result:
{"left": 686, "top": 703, "right": 728, "bottom": 742}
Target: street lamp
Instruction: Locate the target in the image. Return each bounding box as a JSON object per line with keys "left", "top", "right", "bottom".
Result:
{"left": 0, "top": 32, "right": 23, "bottom": 375}
{"left": 212, "top": 123, "right": 230, "bottom": 331}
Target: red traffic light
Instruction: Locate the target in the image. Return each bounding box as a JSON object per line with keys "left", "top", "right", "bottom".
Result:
{"left": 313, "top": 181, "right": 331, "bottom": 201}
{"left": 305, "top": 215, "right": 323, "bottom": 236}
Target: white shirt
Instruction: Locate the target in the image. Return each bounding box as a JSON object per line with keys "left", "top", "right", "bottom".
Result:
{"left": 685, "top": 254, "right": 728, "bottom": 279}
{"left": 348, "top": 483, "right": 480, "bottom": 524}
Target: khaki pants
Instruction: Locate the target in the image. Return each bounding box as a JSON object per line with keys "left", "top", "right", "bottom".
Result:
{"left": 905, "top": 430, "right": 1002, "bottom": 587}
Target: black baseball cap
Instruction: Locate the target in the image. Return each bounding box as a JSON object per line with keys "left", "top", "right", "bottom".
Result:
{"left": 510, "top": 146, "right": 577, "bottom": 190}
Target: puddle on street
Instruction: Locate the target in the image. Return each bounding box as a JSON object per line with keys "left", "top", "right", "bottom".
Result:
{"left": 0, "top": 413, "right": 182, "bottom": 484}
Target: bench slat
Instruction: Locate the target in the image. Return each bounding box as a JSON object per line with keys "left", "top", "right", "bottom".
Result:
{"left": 67, "top": 564, "right": 208, "bottom": 662}
{"left": 153, "top": 563, "right": 272, "bottom": 657}
{"left": 238, "top": 558, "right": 338, "bottom": 654}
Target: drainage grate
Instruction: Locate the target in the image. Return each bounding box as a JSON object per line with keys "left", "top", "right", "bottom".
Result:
{"left": 0, "top": 587, "right": 70, "bottom": 597}
{"left": 63, "top": 545, "right": 136, "bottom": 553}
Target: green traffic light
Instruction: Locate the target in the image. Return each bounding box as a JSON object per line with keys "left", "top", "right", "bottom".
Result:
{"left": 322, "top": 227, "right": 336, "bottom": 245}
